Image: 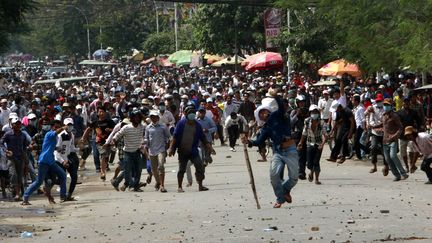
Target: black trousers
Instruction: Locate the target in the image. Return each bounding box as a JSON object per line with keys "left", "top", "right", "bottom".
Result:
{"left": 227, "top": 125, "right": 240, "bottom": 148}
{"left": 178, "top": 153, "right": 205, "bottom": 182}
{"left": 331, "top": 129, "right": 350, "bottom": 159}
{"left": 354, "top": 127, "right": 369, "bottom": 159}
{"left": 421, "top": 157, "right": 432, "bottom": 182}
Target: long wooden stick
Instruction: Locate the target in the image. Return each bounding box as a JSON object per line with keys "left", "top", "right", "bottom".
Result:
{"left": 243, "top": 143, "right": 261, "bottom": 209}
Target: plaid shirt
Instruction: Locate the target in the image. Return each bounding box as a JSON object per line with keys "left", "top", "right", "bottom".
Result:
{"left": 302, "top": 118, "right": 325, "bottom": 146}
{"left": 117, "top": 138, "right": 124, "bottom": 162}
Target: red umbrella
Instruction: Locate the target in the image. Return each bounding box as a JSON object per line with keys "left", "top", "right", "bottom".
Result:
{"left": 245, "top": 52, "right": 283, "bottom": 71}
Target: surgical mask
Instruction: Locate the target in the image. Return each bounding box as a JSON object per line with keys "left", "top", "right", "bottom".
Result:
{"left": 383, "top": 106, "right": 392, "bottom": 113}
{"left": 159, "top": 106, "right": 166, "bottom": 111}
{"left": 42, "top": 125, "right": 51, "bottom": 131}
{"left": 29, "top": 120, "right": 37, "bottom": 126}
{"left": 67, "top": 125, "right": 73, "bottom": 132}
{"left": 311, "top": 114, "right": 319, "bottom": 120}
{"left": 376, "top": 103, "right": 383, "bottom": 108}
{"left": 187, "top": 113, "right": 196, "bottom": 120}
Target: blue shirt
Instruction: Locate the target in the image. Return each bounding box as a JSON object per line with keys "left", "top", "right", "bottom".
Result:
{"left": 197, "top": 116, "right": 217, "bottom": 143}
{"left": 38, "top": 130, "right": 58, "bottom": 165}
{"left": 2, "top": 131, "right": 29, "bottom": 160}
{"left": 172, "top": 118, "right": 207, "bottom": 157}
{"left": 252, "top": 97, "right": 292, "bottom": 152}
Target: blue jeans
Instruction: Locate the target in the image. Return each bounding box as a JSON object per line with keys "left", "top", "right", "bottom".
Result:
{"left": 23, "top": 162, "right": 67, "bottom": 201}
{"left": 91, "top": 139, "right": 101, "bottom": 170}
{"left": 123, "top": 151, "right": 143, "bottom": 190}
{"left": 270, "top": 146, "right": 299, "bottom": 204}
{"left": 383, "top": 142, "right": 407, "bottom": 179}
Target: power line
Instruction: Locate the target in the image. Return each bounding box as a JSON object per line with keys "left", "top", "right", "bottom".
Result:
{"left": 157, "top": 0, "right": 273, "bottom": 7}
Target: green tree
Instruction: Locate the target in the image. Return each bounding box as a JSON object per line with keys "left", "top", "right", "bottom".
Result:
{"left": 142, "top": 31, "right": 175, "bottom": 55}
{"left": 0, "top": 0, "right": 36, "bottom": 54}
{"left": 190, "top": 4, "right": 265, "bottom": 55}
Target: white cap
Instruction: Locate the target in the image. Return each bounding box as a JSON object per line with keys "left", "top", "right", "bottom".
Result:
{"left": 54, "top": 114, "right": 62, "bottom": 121}
{"left": 1, "top": 99, "right": 7, "bottom": 103}
{"left": 309, "top": 104, "right": 319, "bottom": 112}
{"left": 11, "top": 117, "right": 20, "bottom": 124}
{"left": 296, "top": 95, "right": 306, "bottom": 101}
{"left": 215, "top": 92, "right": 222, "bottom": 97}
{"left": 181, "top": 95, "right": 189, "bottom": 99}
{"left": 76, "top": 104, "right": 83, "bottom": 109}
{"left": 379, "top": 84, "right": 385, "bottom": 89}
{"left": 149, "top": 110, "right": 159, "bottom": 117}
{"left": 64, "top": 118, "right": 74, "bottom": 125}
{"left": 322, "top": 90, "right": 329, "bottom": 95}
{"left": 206, "top": 98, "right": 213, "bottom": 103}
{"left": 9, "top": 113, "right": 18, "bottom": 119}
{"left": 27, "top": 113, "right": 37, "bottom": 120}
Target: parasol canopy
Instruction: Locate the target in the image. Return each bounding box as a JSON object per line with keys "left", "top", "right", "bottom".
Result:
{"left": 212, "top": 55, "right": 245, "bottom": 67}
{"left": 168, "top": 50, "right": 193, "bottom": 66}
{"left": 245, "top": 52, "right": 283, "bottom": 72}
{"left": 318, "top": 59, "right": 361, "bottom": 77}
{"left": 204, "top": 54, "right": 224, "bottom": 64}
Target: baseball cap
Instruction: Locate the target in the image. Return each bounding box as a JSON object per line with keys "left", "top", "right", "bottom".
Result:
{"left": 383, "top": 98, "right": 393, "bottom": 105}
{"left": 296, "top": 95, "right": 306, "bottom": 101}
{"left": 149, "top": 110, "right": 159, "bottom": 117}
{"left": 309, "top": 104, "right": 319, "bottom": 112}
{"left": 1, "top": 99, "right": 7, "bottom": 103}
{"left": 9, "top": 113, "right": 18, "bottom": 119}
{"left": 27, "top": 113, "right": 37, "bottom": 120}
{"left": 64, "top": 118, "right": 74, "bottom": 125}
{"left": 375, "top": 94, "right": 384, "bottom": 102}
{"left": 206, "top": 98, "right": 213, "bottom": 103}
{"left": 11, "top": 117, "right": 20, "bottom": 124}
{"left": 404, "top": 126, "right": 415, "bottom": 136}
{"left": 181, "top": 95, "right": 189, "bottom": 99}
{"left": 322, "top": 90, "right": 329, "bottom": 95}
{"left": 76, "top": 104, "right": 83, "bottom": 109}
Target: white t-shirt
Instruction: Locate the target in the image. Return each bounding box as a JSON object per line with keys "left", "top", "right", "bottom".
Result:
{"left": 330, "top": 94, "right": 347, "bottom": 120}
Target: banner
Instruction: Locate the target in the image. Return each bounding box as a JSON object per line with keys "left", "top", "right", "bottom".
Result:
{"left": 264, "top": 8, "right": 282, "bottom": 49}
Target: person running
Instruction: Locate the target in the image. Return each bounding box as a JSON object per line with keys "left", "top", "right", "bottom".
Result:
{"left": 382, "top": 98, "right": 409, "bottom": 181}
{"left": 298, "top": 105, "right": 326, "bottom": 185}
{"left": 144, "top": 110, "right": 170, "bottom": 192}
{"left": 168, "top": 104, "right": 211, "bottom": 193}
{"left": 54, "top": 118, "right": 79, "bottom": 201}
{"left": 82, "top": 107, "right": 115, "bottom": 181}
{"left": 112, "top": 110, "right": 145, "bottom": 192}
{"left": 2, "top": 117, "right": 29, "bottom": 201}
{"left": 22, "top": 120, "right": 68, "bottom": 205}
{"left": 243, "top": 96, "right": 299, "bottom": 208}
{"left": 224, "top": 112, "right": 247, "bottom": 152}
{"left": 404, "top": 126, "right": 432, "bottom": 184}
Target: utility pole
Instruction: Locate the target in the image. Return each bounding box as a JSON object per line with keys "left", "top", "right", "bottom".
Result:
{"left": 234, "top": 9, "right": 238, "bottom": 72}
{"left": 286, "top": 9, "right": 291, "bottom": 81}
{"left": 174, "top": 2, "right": 179, "bottom": 51}
{"left": 154, "top": 0, "right": 159, "bottom": 34}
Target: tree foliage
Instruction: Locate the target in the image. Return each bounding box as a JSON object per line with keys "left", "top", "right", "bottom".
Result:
{"left": 0, "top": 0, "right": 36, "bottom": 54}
{"left": 190, "top": 4, "right": 265, "bottom": 55}
{"left": 275, "top": 0, "right": 432, "bottom": 73}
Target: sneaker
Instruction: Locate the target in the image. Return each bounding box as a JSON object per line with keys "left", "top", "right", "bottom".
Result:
{"left": 131, "top": 188, "right": 143, "bottom": 192}
{"left": 229, "top": 147, "right": 234, "bottom": 151}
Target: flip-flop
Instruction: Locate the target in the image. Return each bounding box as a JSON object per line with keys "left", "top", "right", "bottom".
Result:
{"left": 160, "top": 188, "right": 167, "bottom": 193}
{"left": 177, "top": 188, "right": 185, "bottom": 193}
{"left": 273, "top": 202, "right": 283, "bottom": 208}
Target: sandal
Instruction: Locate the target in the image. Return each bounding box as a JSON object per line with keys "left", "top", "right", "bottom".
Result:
{"left": 382, "top": 166, "right": 389, "bottom": 177}
{"left": 369, "top": 168, "right": 377, "bottom": 173}
{"left": 21, "top": 201, "right": 31, "bottom": 206}
{"left": 315, "top": 181, "right": 322, "bottom": 185}
{"left": 160, "top": 188, "right": 167, "bottom": 193}
{"left": 273, "top": 202, "right": 283, "bottom": 208}
{"left": 177, "top": 188, "right": 185, "bottom": 193}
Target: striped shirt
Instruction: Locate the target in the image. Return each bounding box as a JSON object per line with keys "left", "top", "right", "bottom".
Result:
{"left": 113, "top": 124, "right": 145, "bottom": 152}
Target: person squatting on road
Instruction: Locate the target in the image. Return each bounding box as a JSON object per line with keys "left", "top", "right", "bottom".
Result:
{"left": 243, "top": 95, "right": 299, "bottom": 208}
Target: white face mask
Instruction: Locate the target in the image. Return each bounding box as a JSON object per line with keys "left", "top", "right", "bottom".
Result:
{"left": 66, "top": 125, "right": 73, "bottom": 132}
{"left": 311, "top": 114, "right": 319, "bottom": 120}
{"left": 42, "top": 125, "right": 51, "bottom": 131}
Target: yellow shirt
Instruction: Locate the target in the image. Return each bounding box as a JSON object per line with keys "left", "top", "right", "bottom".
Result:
{"left": 394, "top": 95, "right": 403, "bottom": 111}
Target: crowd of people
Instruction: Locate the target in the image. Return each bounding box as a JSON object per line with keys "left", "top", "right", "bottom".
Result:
{"left": 0, "top": 62, "right": 431, "bottom": 208}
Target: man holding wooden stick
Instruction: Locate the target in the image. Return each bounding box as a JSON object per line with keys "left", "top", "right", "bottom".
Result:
{"left": 242, "top": 92, "right": 299, "bottom": 208}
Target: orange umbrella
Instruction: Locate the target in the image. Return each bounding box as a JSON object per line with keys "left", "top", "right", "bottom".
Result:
{"left": 318, "top": 59, "right": 361, "bottom": 77}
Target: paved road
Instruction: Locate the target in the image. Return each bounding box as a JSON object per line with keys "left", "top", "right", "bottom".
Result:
{"left": 1, "top": 144, "right": 431, "bottom": 242}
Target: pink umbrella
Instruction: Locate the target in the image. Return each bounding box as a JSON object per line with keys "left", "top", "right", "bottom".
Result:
{"left": 245, "top": 52, "right": 283, "bottom": 71}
